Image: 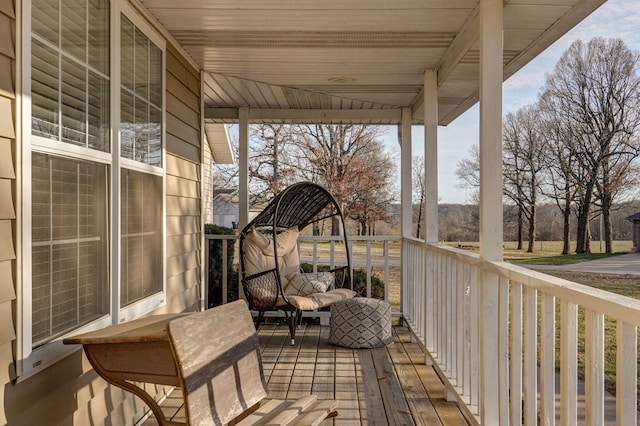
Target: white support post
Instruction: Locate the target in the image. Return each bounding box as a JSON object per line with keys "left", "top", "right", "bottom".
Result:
{"left": 478, "top": 0, "right": 503, "bottom": 424}
{"left": 238, "top": 107, "right": 249, "bottom": 230}
{"left": 401, "top": 107, "right": 412, "bottom": 239}
{"left": 423, "top": 71, "right": 438, "bottom": 244}
{"left": 400, "top": 107, "right": 412, "bottom": 324}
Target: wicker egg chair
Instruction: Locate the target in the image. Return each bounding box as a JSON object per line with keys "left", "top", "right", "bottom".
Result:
{"left": 239, "top": 182, "right": 356, "bottom": 344}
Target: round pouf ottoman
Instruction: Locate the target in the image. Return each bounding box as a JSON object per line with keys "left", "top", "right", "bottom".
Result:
{"left": 328, "top": 297, "right": 392, "bottom": 348}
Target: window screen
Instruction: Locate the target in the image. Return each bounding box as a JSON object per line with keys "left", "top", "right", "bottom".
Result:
{"left": 31, "top": 153, "right": 109, "bottom": 347}
{"left": 120, "top": 169, "right": 162, "bottom": 307}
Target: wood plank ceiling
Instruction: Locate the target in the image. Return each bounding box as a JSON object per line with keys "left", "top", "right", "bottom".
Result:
{"left": 139, "top": 0, "right": 606, "bottom": 125}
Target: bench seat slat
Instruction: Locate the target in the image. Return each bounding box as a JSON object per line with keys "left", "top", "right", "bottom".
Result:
{"left": 234, "top": 396, "right": 338, "bottom": 426}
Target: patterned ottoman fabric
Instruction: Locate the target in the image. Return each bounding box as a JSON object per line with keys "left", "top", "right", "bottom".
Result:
{"left": 328, "top": 297, "right": 392, "bottom": 348}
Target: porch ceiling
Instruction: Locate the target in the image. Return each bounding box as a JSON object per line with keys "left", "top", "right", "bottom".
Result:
{"left": 140, "top": 0, "right": 606, "bottom": 125}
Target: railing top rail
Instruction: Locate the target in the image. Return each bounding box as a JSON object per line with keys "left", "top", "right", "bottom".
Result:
{"left": 205, "top": 234, "right": 239, "bottom": 240}
{"left": 403, "top": 238, "right": 482, "bottom": 265}
{"left": 298, "top": 235, "right": 402, "bottom": 242}
{"left": 487, "top": 260, "right": 640, "bottom": 327}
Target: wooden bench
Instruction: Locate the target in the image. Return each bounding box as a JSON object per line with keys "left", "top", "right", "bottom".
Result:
{"left": 65, "top": 300, "right": 337, "bottom": 425}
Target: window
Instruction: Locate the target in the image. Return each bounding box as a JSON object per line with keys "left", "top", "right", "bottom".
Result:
{"left": 31, "top": 153, "right": 109, "bottom": 346}
{"left": 121, "top": 169, "right": 162, "bottom": 307}
{"left": 23, "top": 0, "right": 166, "bottom": 377}
{"left": 31, "top": 0, "right": 110, "bottom": 151}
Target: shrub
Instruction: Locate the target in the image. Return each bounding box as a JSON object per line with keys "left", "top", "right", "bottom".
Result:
{"left": 205, "top": 224, "right": 239, "bottom": 307}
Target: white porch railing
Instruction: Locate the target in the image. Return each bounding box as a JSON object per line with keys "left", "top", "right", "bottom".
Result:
{"left": 204, "top": 234, "right": 402, "bottom": 309}
{"left": 402, "top": 237, "right": 640, "bottom": 425}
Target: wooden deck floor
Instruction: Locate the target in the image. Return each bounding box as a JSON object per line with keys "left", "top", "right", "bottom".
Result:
{"left": 144, "top": 324, "right": 469, "bottom": 425}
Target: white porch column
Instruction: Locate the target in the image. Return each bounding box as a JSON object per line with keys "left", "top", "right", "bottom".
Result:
{"left": 478, "top": 0, "right": 504, "bottom": 424}
{"left": 239, "top": 107, "right": 249, "bottom": 229}
{"left": 423, "top": 71, "right": 438, "bottom": 244}
{"left": 400, "top": 107, "right": 412, "bottom": 239}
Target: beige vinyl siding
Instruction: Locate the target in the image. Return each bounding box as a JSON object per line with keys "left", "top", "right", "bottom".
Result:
{"left": 157, "top": 43, "right": 202, "bottom": 314}
{"left": 0, "top": 3, "right": 17, "bottom": 418}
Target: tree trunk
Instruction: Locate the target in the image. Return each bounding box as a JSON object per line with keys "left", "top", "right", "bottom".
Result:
{"left": 562, "top": 189, "right": 571, "bottom": 255}
{"left": 575, "top": 180, "right": 595, "bottom": 253}
{"left": 415, "top": 192, "right": 424, "bottom": 239}
{"left": 526, "top": 205, "right": 536, "bottom": 253}
{"left": 331, "top": 216, "right": 340, "bottom": 236}
{"left": 517, "top": 206, "right": 524, "bottom": 250}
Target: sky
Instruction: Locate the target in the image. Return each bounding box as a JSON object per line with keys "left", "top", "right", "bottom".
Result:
{"left": 393, "top": 0, "right": 640, "bottom": 204}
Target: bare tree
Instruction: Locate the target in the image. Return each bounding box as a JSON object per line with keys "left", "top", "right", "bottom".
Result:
{"left": 248, "top": 124, "right": 299, "bottom": 203}
{"left": 503, "top": 105, "right": 548, "bottom": 252}
{"left": 538, "top": 93, "right": 581, "bottom": 255}
{"left": 412, "top": 156, "right": 425, "bottom": 239}
{"left": 291, "top": 124, "right": 395, "bottom": 235}
{"left": 455, "top": 144, "right": 480, "bottom": 205}
{"left": 541, "top": 37, "right": 640, "bottom": 253}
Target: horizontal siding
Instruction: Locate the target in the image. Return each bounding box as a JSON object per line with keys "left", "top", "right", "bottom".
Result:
{"left": 167, "top": 154, "right": 199, "bottom": 180}
{"left": 162, "top": 36, "right": 202, "bottom": 328}
{"left": 167, "top": 132, "right": 200, "bottom": 162}
{"left": 166, "top": 44, "right": 201, "bottom": 164}
{"left": 167, "top": 233, "right": 200, "bottom": 257}
{"left": 0, "top": 55, "right": 14, "bottom": 99}
{"left": 167, "top": 214, "right": 201, "bottom": 236}
{"left": 167, "top": 194, "right": 200, "bottom": 216}
{"left": 166, "top": 173, "right": 200, "bottom": 198}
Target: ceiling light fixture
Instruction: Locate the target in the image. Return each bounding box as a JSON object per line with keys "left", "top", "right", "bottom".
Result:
{"left": 328, "top": 76, "right": 355, "bottom": 84}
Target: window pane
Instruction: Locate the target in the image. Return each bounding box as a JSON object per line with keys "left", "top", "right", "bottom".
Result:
{"left": 32, "top": 40, "right": 60, "bottom": 140}
{"left": 134, "top": 100, "right": 148, "bottom": 163}
{"left": 121, "top": 89, "right": 134, "bottom": 160}
{"left": 31, "top": 0, "right": 110, "bottom": 152}
{"left": 149, "top": 45, "right": 162, "bottom": 108}
{"left": 61, "top": 0, "right": 86, "bottom": 62}
{"left": 121, "top": 15, "right": 162, "bottom": 167}
{"left": 32, "top": 0, "right": 59, "bottom": 45}
{"left": 31, "top": 153, "right": 109, "bottom": 347}
{"left": 121, "top": 16, "right": 134, "bottom": 91}
{"left": 134, "top": 27, "right": 149, "bottom": 100}
{"left": 148, "top": 106, "right": 162, "bottom": 166}
{"left": 121, "top": 170, "right": 162, "bottom": 307}
{"left": 88, "top": 71, "right": 109, "bottom": 151}
{"left": 88, "top": 0, "right": 109, "bottom": 74}
{"left": 61, "top": 56, "right": 87, "bottom": 146}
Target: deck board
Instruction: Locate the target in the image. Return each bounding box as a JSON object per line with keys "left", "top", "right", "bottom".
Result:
{"left": 142, "top": 324, "right": 469, "bottom": 426}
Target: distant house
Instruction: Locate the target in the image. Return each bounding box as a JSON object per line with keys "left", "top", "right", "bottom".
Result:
{"left": 627, "top": 212, "right": 640, "bottom": 252}
{"left": 212, "top": 190, "right": 239, "bottom": 228}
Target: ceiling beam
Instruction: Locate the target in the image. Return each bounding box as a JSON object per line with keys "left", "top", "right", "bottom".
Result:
{"left": 436, "top": 5, "right": 480, "bottom": 87}
{"left": 205, "top": 108, "right": 403, "bottom": 123}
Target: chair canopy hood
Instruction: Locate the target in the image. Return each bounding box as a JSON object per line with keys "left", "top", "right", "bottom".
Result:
{"left": 245, "top": 182, "right": 343, "bottom": 232}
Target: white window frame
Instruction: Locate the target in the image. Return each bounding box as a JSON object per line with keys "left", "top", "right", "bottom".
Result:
{"left": 18, "top": 0, "right": 167, "bottom": 379}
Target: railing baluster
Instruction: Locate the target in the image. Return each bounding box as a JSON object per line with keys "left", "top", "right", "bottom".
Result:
{"left": 585, "top": 309, "right": 604, "bottom": 426}
{"left": 540, "top": 293, "right": 556, "bottom": 425}
{"left": 523, "top": 286, "right": 537, "bottom": 426}
{"left": 616, "top": 320, "right": 637, "bottom": 426}
{"left": 560, "top": 301, "right": 578, "bottom": 426}
{"left": 469, "top": 263, "right": 479, "bottom": 410}
{"left": 510, "top": 281, "right": 523, "bottom": 426}
{"left": 498, "top": 276, "right": 509, "bottom": 425}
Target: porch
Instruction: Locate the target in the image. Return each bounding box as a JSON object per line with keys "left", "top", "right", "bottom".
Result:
{"left": 144, "top": 323, "right": 468, "bottom": 425}
{"left": 204, "top": 234, "right": 640, "bottom": 425}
